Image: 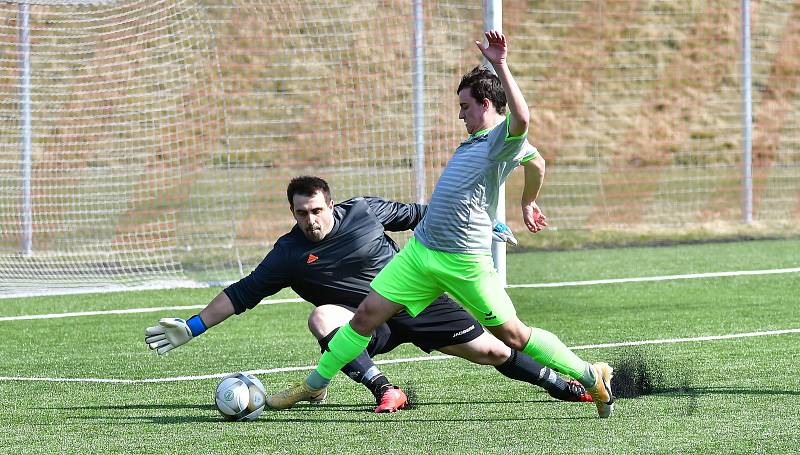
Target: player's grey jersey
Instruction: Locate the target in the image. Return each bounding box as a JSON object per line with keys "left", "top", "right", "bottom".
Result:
{"left": 414, "top": 118, "right": 537, "bottom": 254}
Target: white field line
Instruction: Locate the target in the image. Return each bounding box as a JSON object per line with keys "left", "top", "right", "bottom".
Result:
{"left": 507, "top": 267, "right": 800, "bottom": 288}
{"left": 3, "top": 267, "right": 798, "bottom": 323}
{"left": 0, "top": 279, "right": 207, "bottom": 300}
{"left": 1, "top": 327, "right": 798, "bottom": 384}
{"left": 0, "top": 298, "right": 305, "bottom": 322}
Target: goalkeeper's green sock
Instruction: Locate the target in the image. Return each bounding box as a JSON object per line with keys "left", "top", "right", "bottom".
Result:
{"left": 522, "top": 327, "right": 595, "bottom": 387}
{"left": 307, "top": 323, "right": 371, "bottom": 389}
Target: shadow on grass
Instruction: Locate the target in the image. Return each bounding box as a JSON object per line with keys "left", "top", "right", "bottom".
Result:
{"left": 38, "top": 399, "right": 594, "bottom": 424}
{"left": 40, "top": 397, "right": 560, "bottom": 414}
{"left": 42, "top": 404, "right": 216, "bottom": 411}
{"left": 40, "top": 385, "right": 796, "bottom": 425}
{"left": 71, "top": 415, "right": 224, "bottom": 424}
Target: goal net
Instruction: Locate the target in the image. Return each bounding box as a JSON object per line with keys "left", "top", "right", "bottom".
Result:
{"left": 1, "top": 1, "right": 798, "bottom": 297}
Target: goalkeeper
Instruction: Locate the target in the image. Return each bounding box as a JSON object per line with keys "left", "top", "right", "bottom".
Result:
{"left": 146, "top": 175, "right": 591, "bottom": 413}
{"left": 269, "top": 30, "right": 615, "bottom": 418}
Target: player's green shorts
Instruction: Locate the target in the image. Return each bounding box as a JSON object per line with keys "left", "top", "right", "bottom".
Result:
{"left": 371, "top": 237, "right": 516, "bottom": 326}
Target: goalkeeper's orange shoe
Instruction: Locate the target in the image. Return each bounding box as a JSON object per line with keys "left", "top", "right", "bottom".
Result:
{"left": 587, "top": 362, "right": 615, "bottom": 418}
{"left": 374, "top": 386, "right": 407, "bottom": 413}
{"left": 267, "top": 381, "right": 327, "bottom": 410}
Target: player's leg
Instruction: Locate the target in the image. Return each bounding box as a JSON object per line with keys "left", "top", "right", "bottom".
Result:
{"left": 268, "top": 238, "right": 443, "bottom": 411}
{"left": 485, "top": 318, "right": 584, "bottom": 378}
{"left": 267, "top": 292, "right": 403, "bottom": 410}
{"left": 487, "top": 318, "right": 615, "bottom": 416}
{"left": 430, "top": 250, "right": 589, "bottom": 378}
{"left": 431, "top": 249, "right": 614, "bottom": 417}
{"left": 309, "top": 305, "right": 399, "bottom": 406}
{"left": 320, "top": 236, "right": 444, "bottom": 385}
{"left": 391, "top": 295, "right": 589, "bottom": 402}
{"left": 437, "top": 332, "right": 591, "bottom": 402}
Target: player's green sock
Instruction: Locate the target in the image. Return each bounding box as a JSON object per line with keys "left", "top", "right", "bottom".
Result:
{"left": 522, "top": 327, "right": 593, "bottom": 384}
{"left": 316, "top": 322, "right": 371, "bottom": 381}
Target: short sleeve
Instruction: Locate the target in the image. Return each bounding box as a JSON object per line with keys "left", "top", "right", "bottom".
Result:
{"left": 487, "top": 116, "right": 528, "bottom": 162}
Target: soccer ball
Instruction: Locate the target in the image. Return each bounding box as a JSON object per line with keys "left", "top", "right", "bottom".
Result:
{"left": 214, "top": 372, "right": 266, "bottom": 421}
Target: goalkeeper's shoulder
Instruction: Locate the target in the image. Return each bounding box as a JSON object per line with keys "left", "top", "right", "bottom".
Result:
{"left": 359, "top": 196, "right": 426, "bottom": 230}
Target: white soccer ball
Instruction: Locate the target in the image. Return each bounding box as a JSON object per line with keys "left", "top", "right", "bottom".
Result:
{"left": 214, "top": 372, "right": 266, "bottom": 421}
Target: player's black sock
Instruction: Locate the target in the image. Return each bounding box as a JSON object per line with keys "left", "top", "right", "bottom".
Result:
{"left": 319, "top": 328, "right": 391, "bottom": 402}
{"left": 364, "top": 372, "right": 391, "bottom": 403}
{"left": 339, "top": 352, "right": 392, "bottom": 403}
{"left": 495, "top": 349, "right": 573, "bottom": 398}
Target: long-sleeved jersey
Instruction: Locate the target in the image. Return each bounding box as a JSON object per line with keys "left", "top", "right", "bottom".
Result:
{"left": 224, "top": 197, "right": 425, "bottom": 314}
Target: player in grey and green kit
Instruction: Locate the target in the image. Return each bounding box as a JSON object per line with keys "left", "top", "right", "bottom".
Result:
{"left": 269, "top": 30, "right": 615, "bottom": 418}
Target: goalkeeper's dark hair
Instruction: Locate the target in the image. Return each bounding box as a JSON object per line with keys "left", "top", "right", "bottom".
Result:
{"left": 456, "top": 66, "right": 506, "bottom": 115}
{"left": 287, "top": 175, "right": 332, "bottom": 208}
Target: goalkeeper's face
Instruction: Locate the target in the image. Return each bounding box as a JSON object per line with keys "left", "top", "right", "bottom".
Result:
{"left": 291, "top": 191, "right": 335, "bottom": 242}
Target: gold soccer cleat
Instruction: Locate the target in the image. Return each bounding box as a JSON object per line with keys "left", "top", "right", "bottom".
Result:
{"left": 587, "top": 362, "right": 615, "bottom": 418}
{"left": 267, "top": 381, "right": 327, "bottom": 410}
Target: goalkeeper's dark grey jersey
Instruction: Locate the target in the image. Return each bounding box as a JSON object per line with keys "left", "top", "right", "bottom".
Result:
{"left": 224, "top": 197, "right": 426, "bottom": 314}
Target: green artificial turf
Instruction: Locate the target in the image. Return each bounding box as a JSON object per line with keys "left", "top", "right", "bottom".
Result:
{"left": 1, "top": 239, "right": 798, "bottom": 453}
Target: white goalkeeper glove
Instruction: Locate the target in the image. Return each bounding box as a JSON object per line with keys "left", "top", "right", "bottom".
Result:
{"left": 492, "top": 221, "right": 518, "bottom": 246}
{"left": 144, "top": 315, "right": 206, "bottom": 355}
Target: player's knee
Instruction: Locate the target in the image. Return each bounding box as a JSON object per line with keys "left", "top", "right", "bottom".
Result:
{"left": 307, "top": 305, "right": 352, "bottom": 339}
{"left": 306, "top": 309, "right": 327, "bottom": 339}
{"left": 485, "top": 345, "right": 512, "bottom": 364}
{"left": 487, "top": 320, "right": 531, "bottom": 351}
{"left": 350, "top": 296, "right": 397, "bottom": 335}
{"left": 503, "top": 333, "right": 528, "bottom": 351}
{"left": 465, "top": 345, "right": 511, "bottom": 365}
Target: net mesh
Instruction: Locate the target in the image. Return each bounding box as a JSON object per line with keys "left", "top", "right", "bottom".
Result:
{"left": 0, "top": 0, "right": 798, "bottom": 296}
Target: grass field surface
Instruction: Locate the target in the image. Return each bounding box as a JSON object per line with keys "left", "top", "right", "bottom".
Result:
{"left": 1, "top": 239, "right": 799, "bottom": 453}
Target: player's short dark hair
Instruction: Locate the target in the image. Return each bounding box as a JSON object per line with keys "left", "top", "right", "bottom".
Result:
{"left": 456, "top": 66, "right": 506, "bottom": 115}
{"left": 287, "top": 175, "right": 332, "bottom": 208}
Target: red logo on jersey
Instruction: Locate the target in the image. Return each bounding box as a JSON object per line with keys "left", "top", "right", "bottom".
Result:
{"left": 307, "top": 254, "right": 319, "bottom": 264}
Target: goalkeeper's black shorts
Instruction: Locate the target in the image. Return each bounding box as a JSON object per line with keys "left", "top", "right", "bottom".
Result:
{"left": 334, "top": 294, "right": 485, "bottom": 355}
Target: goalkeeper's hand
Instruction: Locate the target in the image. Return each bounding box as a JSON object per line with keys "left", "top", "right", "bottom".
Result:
{"left": 145, "top": 316, "right": 206, "bottom": 355}
{"left": 492, "top": 221, "right": 518, "bottom": 246}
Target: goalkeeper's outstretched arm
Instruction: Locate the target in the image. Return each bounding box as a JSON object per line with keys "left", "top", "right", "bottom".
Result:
{"left": 199, "top": 292, "right": 236, "bottom": 328}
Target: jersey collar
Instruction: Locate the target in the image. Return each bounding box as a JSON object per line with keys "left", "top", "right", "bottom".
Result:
{"left": 466, "top": 115, "right": 509, "bottom": 140}
{"left": 468, "top": 127, "right": 491, "bottom": 139}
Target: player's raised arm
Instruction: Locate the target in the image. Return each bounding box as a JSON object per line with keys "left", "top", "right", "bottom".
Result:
{"left": 521, "top": 152, "right": 548, "bottom": 233}
{"left": 475, "top": 30, "right": 530, "bottom": 137}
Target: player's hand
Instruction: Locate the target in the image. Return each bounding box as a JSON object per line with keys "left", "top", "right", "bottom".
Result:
{"left": 492, "top": 221, "right": 518, "bottom": 246}
{"left": 475, "top": 30, "right": 507, "bottom": 65}
{"left": 145, "top": 317, "right": 194, "bottom": 355}
{"left": 522, "top": 202, "right": 547, "bottom": 234}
